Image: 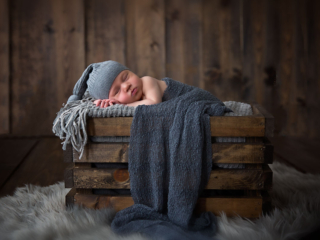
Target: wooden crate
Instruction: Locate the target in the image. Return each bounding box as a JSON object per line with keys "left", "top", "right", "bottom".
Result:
{"left": 64, "top": 103, "right": 274, "bottom": 218}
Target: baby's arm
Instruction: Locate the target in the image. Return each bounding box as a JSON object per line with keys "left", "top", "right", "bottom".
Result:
{"left": 125, "top": 76, "right": 162, "bottom": 107}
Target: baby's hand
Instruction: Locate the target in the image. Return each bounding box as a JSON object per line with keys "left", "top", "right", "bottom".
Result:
{"left": 93, "top": 99, "right": 121, "bottom": 108}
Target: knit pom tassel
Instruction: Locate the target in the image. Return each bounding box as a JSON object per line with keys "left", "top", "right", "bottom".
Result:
{"left": 53, "top": 98, "right": 93, "bottom": 159}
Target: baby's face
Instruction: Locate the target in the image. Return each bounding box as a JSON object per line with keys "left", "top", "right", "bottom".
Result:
{"left": 108, "top": 70, "right": 143, "bottom": 104}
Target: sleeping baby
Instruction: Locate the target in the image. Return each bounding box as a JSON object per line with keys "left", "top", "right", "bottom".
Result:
{"left": 67, "top": 60, "right": 167, "bottom": 107}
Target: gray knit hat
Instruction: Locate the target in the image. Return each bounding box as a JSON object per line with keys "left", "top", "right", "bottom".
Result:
{"left": 67, "top": 60, "right": 129, "bottom": 103}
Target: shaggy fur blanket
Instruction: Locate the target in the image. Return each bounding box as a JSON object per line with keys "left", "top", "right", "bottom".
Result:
{"left": 1, "top": 160, "right": 320, "bottom": 240}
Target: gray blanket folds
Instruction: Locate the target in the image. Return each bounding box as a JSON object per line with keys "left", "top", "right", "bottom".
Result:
{"left": 111, "top": 78, "right": 232, "bottom": 240}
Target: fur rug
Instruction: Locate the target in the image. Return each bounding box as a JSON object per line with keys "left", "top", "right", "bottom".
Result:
{"left": 1, "top": 160, "right": 320, "bottom": 240}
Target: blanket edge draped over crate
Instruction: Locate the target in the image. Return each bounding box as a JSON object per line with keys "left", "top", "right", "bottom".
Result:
{"left": 110, "top": 78, "right": 232, "bottom": 240}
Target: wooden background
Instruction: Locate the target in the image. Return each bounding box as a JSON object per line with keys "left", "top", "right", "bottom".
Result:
{"left": 1, "top": 0, "right": 319, "bottom": 138}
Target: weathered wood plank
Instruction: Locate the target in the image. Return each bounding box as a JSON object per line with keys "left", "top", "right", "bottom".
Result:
{"left": 0, "top": 0, "right": 9, "bottom": 134}
{"left": 85, "top": 0, "right": 126, "bottom": 64}
{"left": 87, "top": 117, "right": 132, "bottom": 137}
{"left": 72, "top": 167, "right": 272, "bottom": 190}
{"left": 277, "top": 0, "right": 294, "bottom": 137}
{"left": 87, "top": 115, "right": 265, "bottom": 137}
{"left": 194, "top": 196, "right": 262, "bottom": 218}
{"left": 126, "top": 0, "right": 165, "bottom": 79}
{"left": 242, "top": 0, "right": 266, "bottom": 103}
{"left": 11, "top": 0, "right": 85, "bottom": 135}
{"left": 271, "top": 136, "right": 320, "bottom": 174}
{"left": 165, "top": 0, "right": 202, "bottom": 87}
{"left": 210, "top": 116, "right": 265, "bottom": 137}
{"left": 287, "top": 0, "right": 308, "bottom": 137}
{"left": 202, "top": 0, "right": 242, "bottom": 101}
{"left": 74, "top": 143, "right": 129, "bottom": 163}
{"left": 72, "top": 192, "right": 263, "bottom": 218}
{"left": 73, "top": 141, "right": 272, "bottom": 164}
{"left": 63, "top": 144, "right": 73, "bottom": 163}
{"left": 213, "top": 142, "right": 272, "bottom": 164}
{"left": 64, "top": 167, "right": 74, "bottom": 188}
{"left": 306, "top": 0, "right": 320, "bottom": 138}
{"left": 0, "top": 138, "right": 69, "bottom": 197}
{"left": 66, "top": 188, "right": 76, "bottom": 208}
{"left": 251, "top": 103, "right": 274, "bottom": 137}
{"left": 206, "top": 167, "right": 271, "bottom": 190}
{"left": 0, "top": 139, "right": 38, "bottom": 190}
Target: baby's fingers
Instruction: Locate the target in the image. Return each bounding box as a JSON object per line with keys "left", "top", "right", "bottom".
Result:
{"left": 94, "top": 99, "right": 101, "bottom": 106}
{"left": 101, "top": 100, "right": 109, "bottom": 108}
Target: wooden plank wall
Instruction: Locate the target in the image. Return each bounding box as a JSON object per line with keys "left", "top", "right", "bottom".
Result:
{"left": 1, "top": 0, "right": 319, "bottom": 138}
{"left": 0, "top": 0, "right": 9, "bottom": 135}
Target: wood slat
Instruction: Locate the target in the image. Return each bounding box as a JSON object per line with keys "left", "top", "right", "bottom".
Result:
{"left": 11, "top": 0, "right": 85, "bottom": 135}
{"left": 64, "top": 144, "right": 73, "bottom": 163}
{"left": 242, "top": 0, "right": 267, "bottom": 103}
{"left": 0, "top": 138, "right": 69, "bottom": 197}
{"left": 277, "top": 0, "right": 295, "bottom": 137}
{"left": 202, "top": 0, "right": 242, "bottom": 101}
{"left": 126, "top": 0, "right": 165, "bottom": 79}
{"left": 71, "top": 166, "right": 272, "bottom": 190}
{"left": 66, "top": 188, "right": 76, "bottom": 208}
{"left": 0, "top": 0, "right": 9, "bottom": 134}
{"left": 87, "top": 114, "right": 265, "bottom": 137}
{"left": 209, "top": 116, "right": 265, "bottom": 137}
{"left": 85, "top": 0, "right": 126, "bottom": 64}
{"left": 0, "top": 139, "right": 38, "bottom": 190}
{"left": 306, "top": 0, "right": 320, "bottom": 138}
{"left": 67, "top": 189, "right": 264, "bottom": 218}
{"left": 271, "top": 136, "right": 320, "bottom": 174}
{"left": 251, "top": 103, "right": 274, "bottom": 137}
{"left": 165, "top": 0, "right": 202, "bottom": 87}
{"left": 72, "top": 141, "right": 273, "bottom": 164}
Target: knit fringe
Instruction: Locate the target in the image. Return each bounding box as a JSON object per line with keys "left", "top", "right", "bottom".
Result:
{"left": 52, "top": 99, "right": 250, "bottom": 161}
{"left": 52, "top": 98, "right": 135, "bottom": 159}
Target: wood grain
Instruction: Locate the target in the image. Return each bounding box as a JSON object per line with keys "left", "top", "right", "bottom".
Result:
{"left": 64, "top": 144, "right": 73, "bottom": 163}
{"left": 85, "top": 0, "right": 126, "bottom": 65}
{"left": 0, "top": 0, "right": 9, "bottom": 134}
{"left": 126, "top": 0, "right": 165, "bottom": 79}
{"left": 0, "top": 139, "right": 38, "bottom": 190}
{"left": 0, "top": 138, "right": 69, "bottom": 197}
{"left": 11, "top": 0, "right": 85, "bottom": 135}
{"left": 306, "top": 0, "right": 320, "bottom": 138}
{"left": 242, "top": 0, "right": 266, "bottom": 103}
{"left": 64, "top": 167, "right": 74, "bottom": 188}
{"left": 72, "top": 167, "right": 272, "bottom": 190}
{"left": 72, "top": 141, "right": 272, "bottom": 164}
{"left": 277, "top": 0, "right": 294, "bottom": 137}
{"left": 73, "top": 143, "right": 129, "bottom": 163}
{"left": 251, "top": 103, "right": 274, "bottom": 137}
{"left": 69, "top": 190, "right": 264, "bottom": 218}
{"left": 271, "top": 136, "right": 320, "bottom": 174}
{"left": 202, "top": 0, "right": 242, "bottom": 101}
{"left": 66, "top": 188, "right": 76, "bottom": 208}
{"left": 87, "top": 114, "right": 265, "bottom": 137}
{"left": 165, "top": 0, "right": 202, "bottom": 87}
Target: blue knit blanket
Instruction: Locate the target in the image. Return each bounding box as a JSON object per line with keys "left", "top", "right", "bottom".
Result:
{"left": 111, "top": 78, "right": 232, "bottom": 240}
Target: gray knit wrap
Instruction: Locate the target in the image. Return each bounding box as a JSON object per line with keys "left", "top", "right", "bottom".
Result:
{"left": 67, "top": 60, "right": 129, "bottom": 103}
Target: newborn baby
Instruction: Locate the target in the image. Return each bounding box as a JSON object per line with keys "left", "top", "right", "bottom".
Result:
{"left": 94, "top": 70, "right": 167, "bottom": 108}
{"left": 67, "top": 60, "right": 167, "bottom": 107}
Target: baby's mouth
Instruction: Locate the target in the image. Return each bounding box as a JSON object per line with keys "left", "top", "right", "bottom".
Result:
{"left": 131, "top": 88, "right": 137, "bottom": 96}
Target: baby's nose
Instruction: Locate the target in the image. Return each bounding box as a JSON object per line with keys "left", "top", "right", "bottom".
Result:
{"left": 121, "top": 82, "right": 130, "bottom": 91}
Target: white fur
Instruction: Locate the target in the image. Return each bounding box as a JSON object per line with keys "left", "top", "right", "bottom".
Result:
{"left": 1, "top": 160, "right": 320, "bottom": 240}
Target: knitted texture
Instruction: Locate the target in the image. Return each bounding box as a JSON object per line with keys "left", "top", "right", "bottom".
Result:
{"left": 67, "top": 60, "right": 129, "bottom": 103}
{"left": 110, "top": 78, "right": 231, "bottom": 239}
{"left": 53, "top": 91, "right": 252, "bottom": 166}
{"left": 52, "top": 98, "right": 135, "bottom": 158}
